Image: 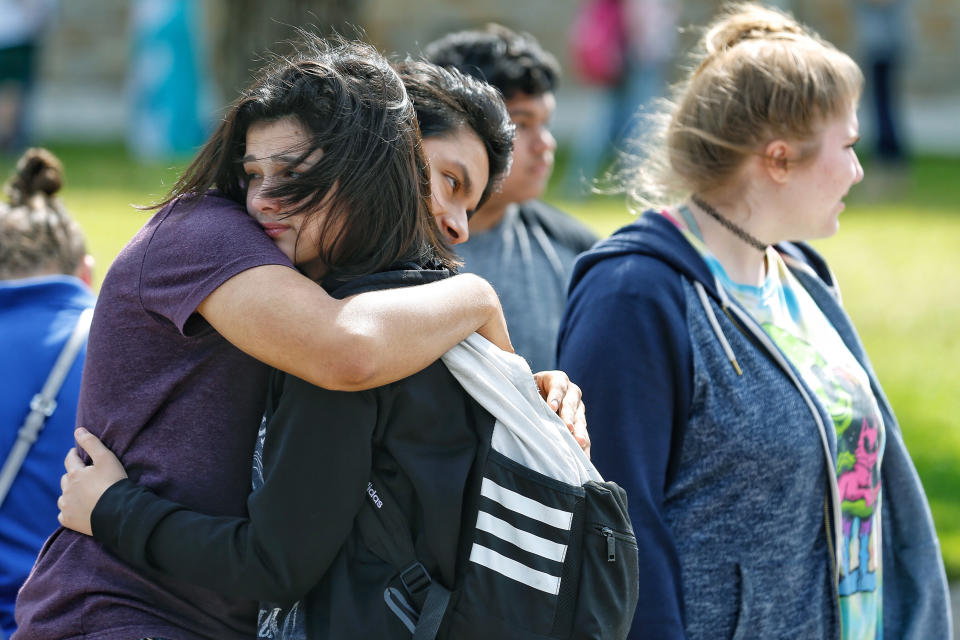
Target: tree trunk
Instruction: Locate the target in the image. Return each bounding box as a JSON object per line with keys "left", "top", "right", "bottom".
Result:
{"left": 207, "top": 0, "right": 365, "bottom": 103}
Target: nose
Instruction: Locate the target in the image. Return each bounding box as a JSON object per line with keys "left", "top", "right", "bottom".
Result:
{"left": 436, "top": 209, "right": 469, "bottom": 246}
{"left": 249, "top": 182, "right": 281, "bottom": 217}
{"left": 853, "top": 153, "right": 865, "bottom": 185}
{"left": 533, "top": 126, "right": 556, "bottom": 154}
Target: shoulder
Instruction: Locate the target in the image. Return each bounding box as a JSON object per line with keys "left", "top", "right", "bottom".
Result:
{"left": 143, "top": 192, "right": 290, "bottom": 271}
{"left": 777, "top": 241, "right": 836, "bottom": 288}
{"left": 563, "top": 251, "right": 689, "bottom": 359}
{"left": 572, "top": 248, "right": 684, "bottom": 307}
{"left": 518, "top": 200, "right": 599, "bottom": 252}
{"left": 137, "top": 192, "right": 292, "bottom": 328}
{"left": 777, "top": 241, "right": 842, "bottom": 303}
{"left": 153, "top": 193, "right": 259, "bottom": 238}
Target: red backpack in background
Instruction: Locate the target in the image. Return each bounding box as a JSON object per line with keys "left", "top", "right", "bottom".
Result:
{"left": 569, "top": 0, "right": 628, "bottom": 86}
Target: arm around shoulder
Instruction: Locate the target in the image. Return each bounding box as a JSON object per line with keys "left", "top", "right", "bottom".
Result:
{"left": 198, "top": 266, "right": 509, "bottom": 391}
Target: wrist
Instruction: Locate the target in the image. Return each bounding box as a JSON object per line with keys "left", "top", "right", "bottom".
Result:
{"left": 90, "top": 477, "right": 134, "bottom": 542}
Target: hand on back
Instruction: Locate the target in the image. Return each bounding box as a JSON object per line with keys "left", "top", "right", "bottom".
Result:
{"left": 59, "top": 428, "right": 128, "bottom": 536}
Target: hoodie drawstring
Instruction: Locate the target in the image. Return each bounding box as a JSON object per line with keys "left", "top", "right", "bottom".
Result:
{"left": 693, "top": 280, "right": 743, "bottom": 376}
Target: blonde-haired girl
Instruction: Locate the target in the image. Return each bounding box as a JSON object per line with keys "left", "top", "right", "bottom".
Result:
{"left": 558, "top": 4, "right": 950, "bottom": 638}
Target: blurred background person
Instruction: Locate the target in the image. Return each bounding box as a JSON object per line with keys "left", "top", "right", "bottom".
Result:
{"left": 564, "top": 0, "right": 677, "bottom": 199}
{"left": 0, "top": 0, "right": 56, "bottom": 152}
{"left": 425, "top": 24, "right": 597, "bottom": 373}
{"left": 853, "top": 0, "right": 911, "bottom": 187}
{"left": 126, "top": 0, "right": 213, "bottom": 160}
{"left": 0, "top": 147, "right": 93, "bottom": 639}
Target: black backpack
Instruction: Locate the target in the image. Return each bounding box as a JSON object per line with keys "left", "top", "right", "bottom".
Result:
{"left": 355, "top": 336, "right": 639, "bottom": 639}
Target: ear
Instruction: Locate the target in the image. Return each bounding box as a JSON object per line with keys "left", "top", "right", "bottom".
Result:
{"left": 762, "top": 139, "right": 793, "bottom": 184}
{"left": 75, "top": 254, "right": 94, "bottom": 287}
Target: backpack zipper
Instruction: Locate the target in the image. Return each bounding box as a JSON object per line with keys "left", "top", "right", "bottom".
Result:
{"left": 592, "top": 525, "right": 636, "bottom": 563}
{"left": 601, "top": 527, "right": 616, "bottom": 562}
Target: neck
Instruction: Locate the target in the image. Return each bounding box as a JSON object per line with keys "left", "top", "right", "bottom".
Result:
{"left": 684, "top": 198, "right": 768, "bottom": 286}
{"left": 300, "top": 259, "right": 327, "bottom": 282}
{"left": 468, "top": 201, "right": 509, "bottom": 234}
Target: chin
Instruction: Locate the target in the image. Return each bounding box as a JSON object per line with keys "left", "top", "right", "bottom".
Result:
{"left": 519, "top": 184, "right": 548, "bottom": 203}
{"left": 817, "top": 220, "right": 841, "bottom": 240}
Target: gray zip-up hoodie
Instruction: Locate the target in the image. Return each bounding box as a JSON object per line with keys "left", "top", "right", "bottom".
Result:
{"left": 557, "top": 211, "right": 951, "bottom": 639}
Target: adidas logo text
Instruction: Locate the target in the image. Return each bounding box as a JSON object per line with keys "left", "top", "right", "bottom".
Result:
{"left": 366, "top": 482, "right": 383, "bottom": 509}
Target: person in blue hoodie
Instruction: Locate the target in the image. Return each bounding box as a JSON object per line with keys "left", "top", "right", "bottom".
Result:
{"left": 557, "top": 3, "right": 951, "bottom": 639}
{"left": 0, "top": 148, "right": 95, "bottom": 639}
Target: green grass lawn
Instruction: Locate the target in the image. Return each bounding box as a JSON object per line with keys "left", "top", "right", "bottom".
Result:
{"left": 4, "top": 145, "right": 960, "bottom": 578}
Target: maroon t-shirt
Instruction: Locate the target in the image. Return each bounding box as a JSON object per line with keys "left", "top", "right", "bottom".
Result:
{"left": 15, "top": 194, "right": 294, "bottom": 640}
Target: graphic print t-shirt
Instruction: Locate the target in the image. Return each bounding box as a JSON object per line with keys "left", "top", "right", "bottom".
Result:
{"left": 666, "top": 208, "right": 886, "bottom": 640}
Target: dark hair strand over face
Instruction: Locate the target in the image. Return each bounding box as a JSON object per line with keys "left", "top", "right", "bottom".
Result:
{"left": 160, "top": 34, "right": 455, "bottom": 281}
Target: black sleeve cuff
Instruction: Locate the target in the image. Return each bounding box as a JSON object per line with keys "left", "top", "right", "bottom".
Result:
{"left": 91, "top": 477, "right": 184, "bottom": 570}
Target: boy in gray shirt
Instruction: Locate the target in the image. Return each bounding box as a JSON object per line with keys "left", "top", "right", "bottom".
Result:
{"left": 425, "top": 25, "right": 597, "bottom": 372}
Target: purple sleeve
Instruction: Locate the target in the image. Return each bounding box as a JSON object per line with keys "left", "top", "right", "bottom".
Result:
{"left": 139, "top": 194, "right": 295, "bottom": 334}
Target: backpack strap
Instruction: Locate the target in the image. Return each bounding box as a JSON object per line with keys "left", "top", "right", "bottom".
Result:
{"left": 0, "top": 307, "right": 93, "bottom": 508}
{"left": 355, "top": 471, "right": 452, "bottom": 639}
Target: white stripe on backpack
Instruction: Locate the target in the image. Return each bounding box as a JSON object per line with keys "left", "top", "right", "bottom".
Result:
{"left": 472, "top": 477, "right": 573, "bottom": 595}
{"left": 476, "top": 511, "right": 568, "bottom": 562}
{"left": 479, "top": 478, "right": 573, "bottom": 530}
{"left": 469, "top": 544, "right": 562, "bottom": 595}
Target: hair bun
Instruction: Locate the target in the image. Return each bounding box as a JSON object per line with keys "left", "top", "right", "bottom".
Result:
{"left": 703, "top": 3, "right": 806, "bottom": 55}
{"left": 7, "top": 147, "right": 63, "bottom": 206}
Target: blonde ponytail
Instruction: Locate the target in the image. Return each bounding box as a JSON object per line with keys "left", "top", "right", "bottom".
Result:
{"left": 620, "top": 2, "right": 862, "bottom": 210}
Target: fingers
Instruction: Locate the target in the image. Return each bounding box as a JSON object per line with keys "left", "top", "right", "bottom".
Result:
{"left": 532, "top": 371, "right": 590, "bottom": 456}
{"left": 74, "top": 428, "right": 112, "bottom": 465}
{"left": 534, "top": 370, "right": 567, "bottom": 411}
{"left": 572, "top": 401, "right": 591, "bottom": 458}
{"left": 565, "top": 386, "right": 590, "bottom": 456}
{"left": 64, "top": 447, "right": 85, "bottom": 473}
{"left": 557, "top": 381, "right": 583, "bottom": 430}
{"left": 57, "top": 458, "right": 99, "bottom": 537}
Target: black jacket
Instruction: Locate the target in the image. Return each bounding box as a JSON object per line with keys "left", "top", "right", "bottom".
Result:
{"left": 92, "top": 266, "right": 496, "bottom": 639}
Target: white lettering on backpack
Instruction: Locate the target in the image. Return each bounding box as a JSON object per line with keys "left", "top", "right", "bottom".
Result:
{"left": 366, "top": 481, "right": 383, "bottom": 509}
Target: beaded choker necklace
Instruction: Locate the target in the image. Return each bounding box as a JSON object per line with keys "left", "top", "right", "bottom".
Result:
{"left": 690, "top": 194, "right": 768, "bottom": 252}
